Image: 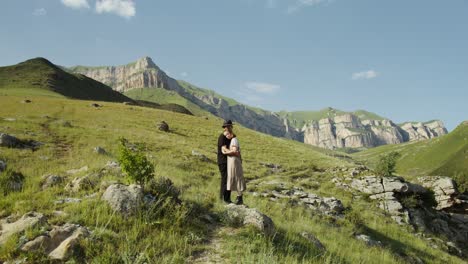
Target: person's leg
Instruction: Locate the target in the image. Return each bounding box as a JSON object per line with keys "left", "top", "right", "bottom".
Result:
{"left": 218, "top": 164, "right": 227, "bottom": 200}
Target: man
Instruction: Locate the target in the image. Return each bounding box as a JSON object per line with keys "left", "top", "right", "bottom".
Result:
{"left": 218, "top": 120, "right": 234, "bottom": 203}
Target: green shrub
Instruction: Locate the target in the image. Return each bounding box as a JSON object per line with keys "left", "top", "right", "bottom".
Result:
{"left": 145, "top": 177, "right": 180, "bottom": 201}
{"left": 375, "top": 151, "right": 401, "bottom": 176}
{"left": 0, "top": 169, "right": 24, "bottom": 196}
{"left": 117, "top": 138, "right": 154, "bottom": 187}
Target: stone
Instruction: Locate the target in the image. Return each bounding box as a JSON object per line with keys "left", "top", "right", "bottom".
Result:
{"left": 355, "top": 234, "right": 382, "bottom": 247}
{"left": 22, "top": 99, "right": 32, "bottom": 103}
{"left": 260, "top": 162, "right": 283, "bottom": 173}
{"left": 301, "top": 232, "right": 326, "bottom": 251}
{"left": 0, "top": 159, "right": 6, "bottom": 172}
{"left": 192, "top": 150, "right": 210, "bottom": 162}
{"left": 41, "top": 174, "right": 64, "bottom": 189}
{"left": 0, "top": 212, "right": 47, "bottom": 245}
{"left": 94, "top": 146, "right": 107, "bottom": 155}
{"left": 99, "top": 180, "right": 121, "bottom": 192}
{"left": 64, "top": 176, "right": 95, "bottom": 193}
{"left": 54, "top": 198, "right": 82, "bottom": 204}
{"left": 102, "top": 184, "right": 144, "bottom": 215}
{"left": 90, "top": 103, "right": 102, "bottom": 108}
{"left": 418, "top": 176, "right": 460, "bottom": 210}
{"left": 48, "top": 226, "right": 89, "bottom": 260}
{"left": 225, "top": 204, "right": 275, "bottom": 236}
{"left": 158, "top": 121, "right": 169, "bottom": 132}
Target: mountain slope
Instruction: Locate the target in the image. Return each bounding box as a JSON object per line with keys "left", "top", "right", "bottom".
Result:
{"left": 352, "top": 121, "right": 468, "bottom": 190}
{"left": 0, "top": 58, "right": 132, "bottom": 102}
{"left": 68, "top": 56, "right": 448, "bottom": 150}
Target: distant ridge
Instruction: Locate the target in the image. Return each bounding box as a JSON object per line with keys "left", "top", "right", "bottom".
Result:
{"left": 0, "top": 57, "right": 132, "bottom": 102}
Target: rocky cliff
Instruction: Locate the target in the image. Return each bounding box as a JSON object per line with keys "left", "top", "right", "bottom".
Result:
{"left": 69, "top": 56, "right": 447, "bottom": 150}
{"left": 302, "top": 115, "right": 447, "bottom": 149}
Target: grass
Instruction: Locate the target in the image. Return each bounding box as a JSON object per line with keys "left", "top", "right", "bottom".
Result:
{"left": 0, "top": 94, "right": 465, "bottom": 263}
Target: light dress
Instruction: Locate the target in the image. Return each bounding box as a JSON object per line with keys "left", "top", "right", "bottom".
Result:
{"left": 227, "top": 137, "right": 246, "bottom": 192}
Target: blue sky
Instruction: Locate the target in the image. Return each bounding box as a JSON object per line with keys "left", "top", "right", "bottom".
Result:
{"left": 1, "top": 0, "right": 467, "bottom": 130}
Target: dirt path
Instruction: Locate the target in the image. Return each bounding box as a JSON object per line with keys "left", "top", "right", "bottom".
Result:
{"left": 189, "top": 226, "right": 238, "bottom": 264}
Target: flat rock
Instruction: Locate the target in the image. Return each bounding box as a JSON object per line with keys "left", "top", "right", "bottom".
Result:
{"left": 301, "top": 232, "right": 326, "bottom": 251}
{"left": 41, "top": 174, "right": 64, "bottom": 189}
{"left": 66, "top": 166, "right": 89, "bottom": 175}
{"left": 225, "top": 204, "right": 275, "bottom": 236}
{"left": 0, "top": 212, "right": 47, "bottom": 245}
{"left": 64, "top": 176, "right": 95, "bottom": 193}
{"left": 355, "top": 234, "right": 382, "bottom": 247}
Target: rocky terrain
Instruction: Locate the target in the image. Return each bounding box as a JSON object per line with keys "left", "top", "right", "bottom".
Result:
{"left": 69, "top": 57, "right": 447, "bottom": 150}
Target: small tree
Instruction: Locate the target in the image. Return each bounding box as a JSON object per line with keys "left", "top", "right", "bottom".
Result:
{"left": 375, "top": 151, "right": 401, "bottom": 176}
{"left": 118, "top": 138, "right": 154, "bottom": 187}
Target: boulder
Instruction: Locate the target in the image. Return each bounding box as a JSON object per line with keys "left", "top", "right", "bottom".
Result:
{"left": 157, "top": 121, "right": 169, "bottom": 132}
{"left": 300, "top": 195, "right": 345, "bottom": 217}
{"left": 64, "top": 176, "right": 95, "bottom": 193}
{"left": 225, "top": 204, "right": 275, "bottom": 236}
{"left": 102, "top": 184, "right": 144, "bottom": 215}
{"left": 301, "top": 232, "right": 326, "bottom": 251}
{"left": 418, "top": 176, "right": 459, "bottom": 210}
{"left": 0, "top": 133, "right": 21, "bottom": 148}
{"left": 41, "top": 174, "right": 64, "bottom": 189}
{"left": 0, "top": 212, "right": 47, "bottom": 245}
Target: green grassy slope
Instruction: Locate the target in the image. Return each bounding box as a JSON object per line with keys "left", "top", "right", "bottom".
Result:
{"left": 0, "top": 58, "right": 132, "bottom": 102}
{"left": 352, "top": 121, "right": 468, "bottom": 190}
{"left": 0, "top": 95, "right": 463, "bottom": 263}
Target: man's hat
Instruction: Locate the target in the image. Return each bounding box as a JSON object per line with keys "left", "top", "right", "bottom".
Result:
{"left": 222, "top": 120, "right": 234, "bottom": 128}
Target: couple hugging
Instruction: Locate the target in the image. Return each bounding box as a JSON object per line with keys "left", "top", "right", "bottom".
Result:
{"left": 217, "top": 120, "right": 246, "bottom": 205}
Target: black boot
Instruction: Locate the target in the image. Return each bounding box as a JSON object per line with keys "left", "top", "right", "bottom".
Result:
{"left": 224, "top": 190, "right": 232, "bottom": 204}
{"left": 235, "top": 195, "right": 243, "bottom": 205}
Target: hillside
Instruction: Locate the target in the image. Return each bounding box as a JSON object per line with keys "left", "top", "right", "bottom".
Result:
{"left": 352, "top": 121, "right": 468, "bottom": 191}
{"left": 0, "top": 58, "right": 132, "bottom": 102}
{"left": 0, "top": 94, "right": 466, "bottom": 263}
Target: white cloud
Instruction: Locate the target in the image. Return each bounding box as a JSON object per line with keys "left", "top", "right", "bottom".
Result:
{"left": 33, "top": 8, "right": 47, "bottom": 16}
{"left": 351, "top": 70, "right": 379, "bottom": 80}
{"left": 96, "top": 0, "right": 136, "bottom": 19}
{"left": 180, "top": 72, "right": 188, "bottom": 77}
{"left": 61, "top": 0, "right": 90, "bottom": 9}
{"left": 287, "top": 0, "right": 333, "bottom": 14}
{"left": 245, "top": 82, "right": 281, "bottom": 94}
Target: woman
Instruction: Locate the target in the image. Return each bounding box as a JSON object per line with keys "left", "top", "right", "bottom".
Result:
{"left": 222, "top": 132, "right": 246, "bottom": 205}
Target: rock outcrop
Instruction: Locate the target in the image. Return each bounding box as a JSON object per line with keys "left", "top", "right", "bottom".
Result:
{"left": 102, "top": 184, "right": 144, "bottom": 215}
{"left": 0, "top": 212, "right": 47, "bottom": 245}
{"left": 302, "top": 115, "right": 447, "bottom": 149}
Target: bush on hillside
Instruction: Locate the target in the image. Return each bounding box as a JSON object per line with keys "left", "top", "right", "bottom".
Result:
{"left": 0, "top": 168, "right": 24, "bottom": 196}
{"left": 118, "top": 138, "right": 154, "bottom": 187}
{"left": 375, "top": 151, "right": 401, "bottom": 177}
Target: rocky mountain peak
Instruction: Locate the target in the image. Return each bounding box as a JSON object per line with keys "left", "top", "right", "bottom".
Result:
{"left": 134, "top": 56, "right": 158, "bottom": 70}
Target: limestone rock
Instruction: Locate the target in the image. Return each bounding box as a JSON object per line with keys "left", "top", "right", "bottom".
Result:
{"left": 0, "top": 133, "right": 21, "bottom": 148}
{"left": 355, "top": 234, "right": 382, "bottom": 247}
{"left": 225, "top": 204, "right": 275, "bottom": 236}
{"left": 102, "top": 184, "right": 143, "bottom": 215}
{"left": 0, "top": 212, "right": 47, "bottom": 245}
{"left": 64, "top": 176, "right": 95, "bottom": 193}
{"left": 41, "top": 174, "right": 64, "bottom": 189}
{"left": 94, "top": 146, "right": 107, "bottom": 155}
{"left": 48, "top": 226, "right": 89, "bottom": 260}
{"left": 418, "top": 176, "right": 460, "bottom": 210}
{"left": 66, "top": 166, "right": 89, "bottom": 175}
{"left": 192, "top": 150, "right": 210, "bottom": 162}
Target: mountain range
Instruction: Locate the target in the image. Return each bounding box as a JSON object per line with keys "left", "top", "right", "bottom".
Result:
{"left": 67, "top": 56, "right": 448, "bottom": 150}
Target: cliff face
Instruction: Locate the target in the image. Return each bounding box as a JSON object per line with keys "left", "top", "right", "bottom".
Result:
{"left": 69, "top": 56, "right": 447, "bottom": 150}
{"left": 302, "top": 115, "right": 447, "bottom": 149}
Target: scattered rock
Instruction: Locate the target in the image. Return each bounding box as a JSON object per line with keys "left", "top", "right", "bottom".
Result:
{"left": 260, "top": 162, "right": 283, "bottom": 173}
{"left": 418, "top": 176, "right": 465, "bottom": 211}
{"left": 94, "top": 146, "right": 107, "bottom": 155}
{"left": 60, "top": 121, "right": 73, "bottom": 128}
{"left": 3, "top": 118, "right": 16, "bottom": 122}
{"left": 20, "top": 223, "right": 90, "bottom": 261}
{"left": 41, "top": 175, "right": 64, "bottom": 189}
{"left": 192, "top": 150, "right": 210, "bottom": 162}
{"left": 22, "top": 99, "right": 32, "bottom": 103}
{"left": 102, "top": 184, "right": 144, "bottom": 215}
{"left": 301, "top": 232, "right": 326, "bottom": 251}
{"left": 66, "top": 166, "right": 89, "bottom": 175}
{"left": 355, "top": 234, "right": 382, "bottom": 247}
{"left": 0, "top": 133, "right": 21, "bottom": 148}
{"left": 90, "top": 103, "right": 102, "bottom": 108}
{"left": 157, "top": 121, "right": 169, "bottom": 132}
{"left": 0, "top": 212, "right": 47, "bottom": 245}
{"left": 224, "top": 204, "right": 276, "bottom": 236}
{"left": 64, "top": 176, "right": 95, "bottom": 193}
{"left": 0, "top": 159, "right": 6, "bottom": 172}
{"left": 99, "top": 180, "right": 121, "bottom": 192}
